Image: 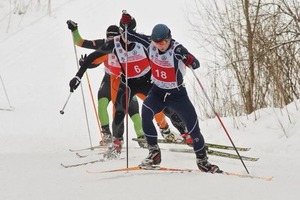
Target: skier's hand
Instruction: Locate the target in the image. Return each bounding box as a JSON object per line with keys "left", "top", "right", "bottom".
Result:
{"left": 183, "top": 54, "right": 195, "bottom": 68}
{"left": 79, "top": 54, "right": 87, "bottom": 67}
{"left": 120, "top": 12, "right": 136, "bottom": 32}
{"left": 120, "top": 12, "right": 132, "bottom": 25}
{"left": 69, "top": 76, "right": 81, "bottom": 92}
{"left": 67, "top": 20, "right": 78, "bottom": 32}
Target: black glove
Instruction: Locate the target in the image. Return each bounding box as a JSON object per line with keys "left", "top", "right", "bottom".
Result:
{"left": 69, "top": 76, "right": 81, "bottom": 92}
{"left": 66, "top": 20, "right": 78, "bottom": 32}
{"left": 79, "top": 54, "right": 87, "bottom": 67}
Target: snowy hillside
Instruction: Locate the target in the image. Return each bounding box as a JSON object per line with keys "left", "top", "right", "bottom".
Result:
{"left": 0, "top": 0, "right": 299, "bottom": 200}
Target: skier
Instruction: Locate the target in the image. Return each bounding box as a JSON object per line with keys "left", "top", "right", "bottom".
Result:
{"left": 120, "top": 13, "right": 220, "bottom": 173}
{"left": 67, "top": 21, "right": 145, "bottom": 146}
{"left": 68, "top": 17, "right": 188, "bottom": 156}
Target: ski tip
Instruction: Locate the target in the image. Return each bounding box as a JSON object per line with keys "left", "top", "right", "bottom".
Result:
{"left": 265, "top": 176, "right": 274, "bottom": 181}
{"left": 223, "top": 171, "right": 274, "bottom": 181}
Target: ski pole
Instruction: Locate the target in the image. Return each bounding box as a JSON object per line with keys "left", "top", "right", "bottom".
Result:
{"left": 190, "top": 68, "right": 250, "bottom": 174}
{"left": 70, "top": 32, "right": 93, "bottom": 148}
{"left": 123, "top": 9, "right": 130, "bottom": 168}
{"left": 60, "top": 92, "right": 72, "bottom": 115}
{"left": 0, "top": 74, "right": 14, "bottom": 110}
{"left": 84, "top": 71, "right": 104, "bottom": 144}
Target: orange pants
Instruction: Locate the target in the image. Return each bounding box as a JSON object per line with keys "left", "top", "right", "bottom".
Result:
{"left": 110, "top": 74, "right": 120, "bottom": 115}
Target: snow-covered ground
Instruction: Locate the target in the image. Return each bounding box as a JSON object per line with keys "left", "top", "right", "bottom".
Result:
{"left": 0, "top": 0, "right": 299, "bottom": 199}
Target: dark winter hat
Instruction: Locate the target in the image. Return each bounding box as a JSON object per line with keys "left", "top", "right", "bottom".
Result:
{"left": 151, "top": 24, "right": 171, "bottom": 42}
{"left": 106, "top": 25, "right": 120, "bottom": 37}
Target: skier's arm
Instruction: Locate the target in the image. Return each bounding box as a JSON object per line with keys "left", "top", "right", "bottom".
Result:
{"left": 127, "top": 30, "right": 151, "bottom": 48}
{"left": 174, "top": 45, "right": 200, "bottom": 70}
{"left": 69, "top": 40, "right": 115, "bottom": 92}
{"left": 78, "top": 35, "right": 105, "bottom": 50}
{"left": 78, "top": 54, "right": 108, "bottom": 69}
{"left": 67, "top": 20, "right": 106, "bottom": 50}
{"left": 75, "top": 40, "right": 115, "bottom": 78}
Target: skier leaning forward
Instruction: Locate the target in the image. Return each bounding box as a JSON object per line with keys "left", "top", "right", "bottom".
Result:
{"left": 66, "top": 21, "right": 152, "bottom": 147}
{"left": 121, "top": 12, "right": 220, "bottom": 173}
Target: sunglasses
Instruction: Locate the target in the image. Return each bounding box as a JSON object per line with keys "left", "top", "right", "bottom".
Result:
{"left": 153, "top": 39, "right": 168, "bottom": 46}
{"left": 107, "top": 36, "right": 114, "bottom": 40}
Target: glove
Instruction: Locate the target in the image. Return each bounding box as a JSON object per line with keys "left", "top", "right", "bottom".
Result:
{"left": 79, "top": 54, "right": 87, "bottom": 67}
{"left": 69, "top": 76, "right": 81, "bottom": 92}
{"left": 183, "top": 54, "right": 195, "bottom": 67}
{"left": 120, "top": 13, "right": 132, "bottom": 25}
{"left": 120, "top": 12, "right": 137, "bottom": 31}
{"left": 66, "top": 20, "right": 78, "bottom": 32}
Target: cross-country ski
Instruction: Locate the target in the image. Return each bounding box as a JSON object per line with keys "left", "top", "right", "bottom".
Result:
{"left": 86, "top": 165, "right": 273, "bottom": 181}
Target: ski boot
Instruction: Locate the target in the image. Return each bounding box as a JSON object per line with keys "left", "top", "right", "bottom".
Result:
{"left": 196, "top": 156, "right": 221, "bottom": 173}
{"left": 160, "top": 125, "right": 176, "bottom": 142}
{"left": 140, "top": 144, "right": 161, "bottom": 166}
{"left": 99, "top": 125, "right": 112, "bottom": 146}
{"left": 181, "top": 133, "right": 193, "bottom": 147}
{"left": 137, "top": 135, "right": 148, "bottom": 148}
{"left": 103, "top": 138, "right": 123, "bottom": 160}
{"left": 112, "top": 138, "right": 123, "bottom": 153}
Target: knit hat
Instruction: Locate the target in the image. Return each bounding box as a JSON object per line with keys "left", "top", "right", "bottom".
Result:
{"left": 106, "top": 25, "right": 120, "bottom": 37}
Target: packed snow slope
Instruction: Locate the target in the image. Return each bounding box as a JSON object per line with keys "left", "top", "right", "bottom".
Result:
{"left": 0, "top": 0, "right": 299, "bottom": 199}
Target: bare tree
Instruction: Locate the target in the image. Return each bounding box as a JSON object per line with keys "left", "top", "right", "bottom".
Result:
{"left": 187, "top": 0, "right": 300, "bottom": 116}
